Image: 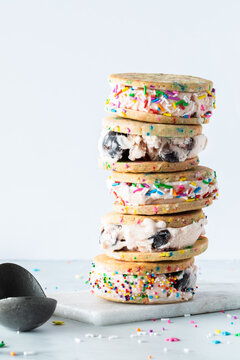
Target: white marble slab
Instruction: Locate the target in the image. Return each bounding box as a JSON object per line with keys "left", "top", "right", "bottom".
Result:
{"left": 52, "top": 282, "right": 240, "bottom": 326}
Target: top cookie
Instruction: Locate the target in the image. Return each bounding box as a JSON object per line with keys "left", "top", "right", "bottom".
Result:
{"left": 110, "top": 165, "right": 215, "bottom": 184}
{"left": 106, "top": 73, "right": 215, "bottom": 125}
{"left": 109, "top": 73, "right": 213, "bottom": 93}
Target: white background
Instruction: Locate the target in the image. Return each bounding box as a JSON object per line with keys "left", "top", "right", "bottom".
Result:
{"left": 0, "top": 0, "right": 238, "bottom": 260}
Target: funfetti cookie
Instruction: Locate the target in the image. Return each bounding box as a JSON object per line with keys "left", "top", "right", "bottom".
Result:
{"left": 105, "top": 73, "right": 215, "bottom": 125}
{"left": 108, "top": 166, "right": 218, "bottom": 215}
{"left": 89, "top": 254, "right": 197, "bottom": 304}
{"left": 108, "top": 237, "right": 208, "bottom": 262}
{"left": 99, "top": 116, "right": 206, "bottom": 173}
{"left": 100, "top": 210, "right": 208, "bottom": 261}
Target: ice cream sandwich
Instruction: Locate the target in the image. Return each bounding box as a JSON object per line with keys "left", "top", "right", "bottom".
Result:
{"left": 89, "top": 254, "right": 197, "bottom": 303}
{"left": 105, "top": 73, "right": 215, "bottom": 124}
{"left": 108, "top": 166, "right": 218, "bottom": 215}
{"left": 100, "top": 210, "right": 208, "bottom": 261}
{"left": 99, "top": 116, "right": 206, "bottom": 173}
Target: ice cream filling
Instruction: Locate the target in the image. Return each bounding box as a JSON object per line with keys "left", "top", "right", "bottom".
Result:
{"left": 108, "top": 174, "right": 218, "bottom": 205}
{"left": 99, "top": 130, "right": 207, "bottom": 163}
{"left": 89, "top": 263, "right": 197, "bottom": 302}
{"left": 100, "top": 217, "right": 207, "bottom": 252}
{"left": 105, "top": 84, "right": 215, "bottom": 122}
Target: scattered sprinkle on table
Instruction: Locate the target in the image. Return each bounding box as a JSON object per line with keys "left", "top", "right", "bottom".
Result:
{"left": 10, "top": 352, "right": 16, "bottom": 356}
{"left": 75, "top": 338, "right": 82, "bottom": 343}
{"left": 212, "top": 340, "right": 221, "bottom": 344}
{"left": 222, "top": 331, "right": 231, "bottom": 336}
{"left": 165, "top": 337, "right": 180, "bottom": 342}
{"left": 108, "top": 335, "right": 118, "bottom": 340}
{"left": 85, "top": 333, "right": 97, "bottom": 338}
{"left": 0, "top": 341, "right": 5, "bottom": 348}
{"left": 23, "top": 351, "right": 36, "bottom": 356}
{"left": 52, "top": 320, "right": 64, "bottom": 325}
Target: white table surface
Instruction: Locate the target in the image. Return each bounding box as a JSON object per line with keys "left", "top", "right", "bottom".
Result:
{"left": 0, "top": 259, "right": 240, "bottom": 360}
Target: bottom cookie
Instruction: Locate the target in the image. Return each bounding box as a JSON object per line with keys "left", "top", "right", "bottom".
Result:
{"left": 89, "top": 255, "right": 197, "bottom": 304}
{"left": 113, "top": 196, "right": 213, "bottom": 215}
{"left": 99, "top": 157, "right": 200, "bottom": 173}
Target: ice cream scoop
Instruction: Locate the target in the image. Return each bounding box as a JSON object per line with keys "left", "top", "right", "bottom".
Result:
{"left": 0, "top": 263, "right": 57, "bottom": 331}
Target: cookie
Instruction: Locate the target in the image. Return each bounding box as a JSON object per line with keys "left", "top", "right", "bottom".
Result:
{"left": 108, "top": 166, "right": 218, "bottom": 215}
{"left": 113, "top": 198, "right": 213, "bottom": 215}
{"left": 106, "top": 109, "right": 210, "bottom": 125}
{"left": 105, "top": 236, "right": 208, "bottom": 262}
{"left": 106, "top": 73, "right": 215, "bottom": 124}
{"left": 99, "top": 117, "right": 206, "bottom": 172}
{"left": 102, "top": 116, "right": 203, "bottom": 137}
{"left": 89, "top": 254, "right": 197, "bottom": 304}
{"left": 102, "top": 209, "right": 204, "bottom": 227}
{"left": 99, "top": 157, "right": 200, "bottom": 173}
{"left": 108, "top": 73, "right": 213, "bottom": 92}
{"left": 100, "top": 210, "right": 207, "bottom": 254}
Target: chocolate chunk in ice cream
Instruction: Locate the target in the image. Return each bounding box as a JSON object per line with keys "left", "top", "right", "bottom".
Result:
{"left": 149, "top": 229, "right": 171, "bottom": 250}
{"left": 102, "top": 131, "right": 127, "bottom": 160}
{"left": 173, "top": 269, "right": 196, "bottom": 291}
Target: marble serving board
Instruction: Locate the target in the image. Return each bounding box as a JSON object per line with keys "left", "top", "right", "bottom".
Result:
{"left": 52, "top": 282, "right": 240, "bottom": 326}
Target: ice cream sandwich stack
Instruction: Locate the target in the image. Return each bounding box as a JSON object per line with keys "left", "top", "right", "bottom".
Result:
{"left": 89, "top": 73, "right": 218, "bottom": 304}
